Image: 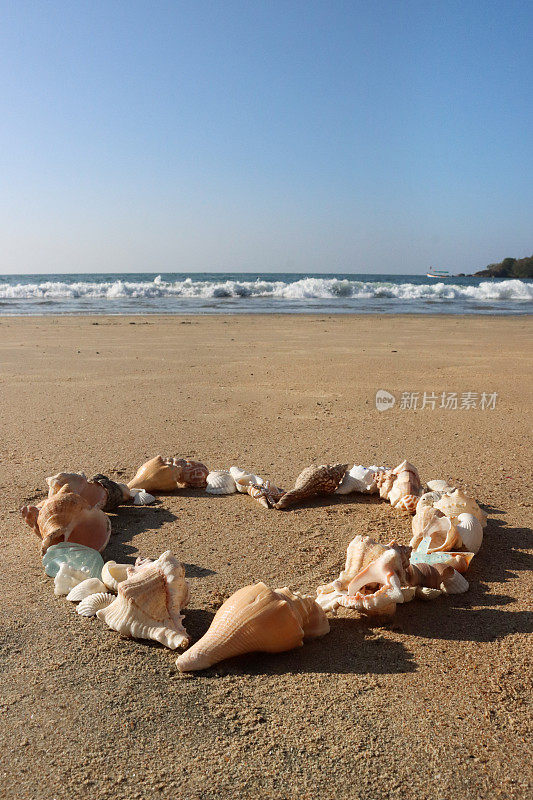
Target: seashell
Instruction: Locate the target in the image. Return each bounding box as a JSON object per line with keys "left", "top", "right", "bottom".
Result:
{"left": 375, "top": 470, "right": 395, "bottom": 500}
{"left": 387, "top": 461, "right": 423, "bottom": 508}
{"left": 229, "top": 467, "right": 264, "bottom": 493}
{"left": 335, "top": 465, "right": 386, "bottom": 495}
{"left": 455, "top": 513, "right": 484, "bottom": 554}
{"left": 96, "top": 551, "right": 190, "bottom": 649}
{"left": 21, "top": 485, "right": 111, "bottom": 554}
{"left": 130, "top": 488, "right": 156, "bottom": 506}
{"left": 173, "top": 459, "right": 209, "bottom": 488}
{"left": 66, "top": 577, "right": 107, "bottom": 602}
{"left": 247, "top": 481, "right": 285, "bottom": 509}
{"left": 46, "top": 471, "right": 129, "bottom": 511}
{"left": 176, "top": 582, "right": 329, "bottom": 672}
{"left": 101, "top": 560, "right": 132, "bottom": 593}
{"left": 406, "top": 562, "right": 454, "bottom": 590}
{"left": 395, "top": 494, "right": 420, "bottom": 514}
{"left": 42, "top": 542, "right": 105, "bottom": 579}
{"left": 206, "top": 471, "right": 237, "bottom": 495}
{"left": 409, "top": 550, "right": 474, "bottom": 573}
{"left": 275, "top": 463, "right": 348, "bottom": 509}
{"left": 54, "top": 563, "right": 92, "bottom": 596}
{"left": 127, "top": 455, "right": 182, "bottom": 492}
{"left": 415, "top": 587, "right": 443, "bottom": 600}
{"left": 434, "top": 488, "right": 487, "bottom": 528}
{"left": 440, "top": 569, "right": 469, "bottom": 594}
{"left": 77, "top": 592, "right": 115, "bottom": 617}
{"left": 427, "top": 479, "right": 456, "bottom": 493}
{"left": 317, "top": 536, "right": 411, "bottom": 616}
{"left": 410, "top": 508, "right": 461, "bottom": 553}
{"left": 416, "top": 491, "right": 442, "bottom": 510}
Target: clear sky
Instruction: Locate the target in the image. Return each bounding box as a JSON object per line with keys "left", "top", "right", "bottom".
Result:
{"left": 1, "top": 0, "right": 532, "bottom": 275}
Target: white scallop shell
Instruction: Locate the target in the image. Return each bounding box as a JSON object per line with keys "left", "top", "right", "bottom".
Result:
{"left": 54, "top": 563, "right": 92, "bottom": 596}
{"left": 440, "top": 570, "right": 469, "bottom": 594}
{"left": 335, "top": 465, "right": 386, "bottom": 495}
{"left": 77, "top": 592, "right": 115, "bottom": 616}
{"left": 101, "top": 561, "right": 131, "bottom": 592}
{"left": 455, "top": 513, "right": 483, "bottom": 554}
{"left": 229, "top": 466, "right": 263, "bottom": 493}
{"left": 66, "top": 578, "right": 107, "bottom": 602}
{"left": 206, "top": 470, "right": 237, "bottom": 495}
{"left": 427, "top": 480, "right": 456, "bottom": 493}
{"left": 131, "top": 489, "right": 156, "bottom": 506}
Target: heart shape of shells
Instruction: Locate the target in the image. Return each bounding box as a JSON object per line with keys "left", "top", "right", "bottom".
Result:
{"left": 21, "top": 457, "right": 486, "bottom": 672}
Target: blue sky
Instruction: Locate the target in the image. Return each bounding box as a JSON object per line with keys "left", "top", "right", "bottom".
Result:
{"left": 1, "top": 0, "right": 531, "bottom": 274}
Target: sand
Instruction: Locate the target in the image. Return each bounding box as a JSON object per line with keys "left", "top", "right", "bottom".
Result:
{"left": 1, "top": 313, "right": 531, "bottom": 800}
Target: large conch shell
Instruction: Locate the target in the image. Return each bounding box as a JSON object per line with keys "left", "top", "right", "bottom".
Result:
{"left": 410, "top": 506, "right": 462, "bottom": 552}
{"left": 335, "top": 465, "right": 386, "bottom": 495}
{"left": 316, "top": 535, "right": 410, "bottom": 615}
{"left": 46, "top": 471, "right": 130, "bottom": 511}
{"left": 21, "top": 485, "right": 112, "bottom": 554}
{"left": 127, "top": 456, "right": 183, "bottom": 492}
{"left": 176, "top": 582, "right": 329, "bottom": 672}
{"left": 434, "top": 488, "right": 487, "bottom": 528}
{"left": 96, "top": 551, "right": 190, "bottom": 649}
{"left": 275, "top": 463, "right": 348, "bottom": 509}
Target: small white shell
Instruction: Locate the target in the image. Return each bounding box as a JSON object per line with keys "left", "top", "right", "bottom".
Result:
{"left": 66, "top": 578, "right": 107, "bottom": 602}
{"left": 416, "top": 491, "right": 442, "bottom": 510}
{"left": 101, "top": 561, "right": 131, "bottom": 593}
{"left": 131, "top": 489, "right": 156, "bottom": 506}
{"left": 54, "top": 563, "right": 91, "bottom": 596}
{"left": 205, "top": 470, "right": 237, "bottom": 495}
{"left": 335, "top": 465, "right": 386, "bottom": 495}
{"left": 77, "top": 592, "right": 115, "bottom": 616}
{"left": 229, "top": 466, "right": 263, "bottom": 493}
{"left": 455, "top": 513, "right": 483, "bottom": 554}
{"left": 440, "top": 569, "right": 469, "bottom": 594}
{"left": 415, "top": 587, "right": 443, "bottom": 600}
{"left": 427, "top": 480, "right": 456, "bottom": 493}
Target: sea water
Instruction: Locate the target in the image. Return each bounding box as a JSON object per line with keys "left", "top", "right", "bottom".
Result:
{"left": 0, "top": 272, "right": 531, "bottom": 315}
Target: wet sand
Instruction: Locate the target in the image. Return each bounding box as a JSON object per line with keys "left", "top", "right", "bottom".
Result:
{"left": 1, "top": 313, "right": 532, "bottom": 800}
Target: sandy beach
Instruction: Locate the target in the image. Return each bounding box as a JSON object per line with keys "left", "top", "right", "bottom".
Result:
{"left": 1, "top": 313, "right": 531, "bottom": 800}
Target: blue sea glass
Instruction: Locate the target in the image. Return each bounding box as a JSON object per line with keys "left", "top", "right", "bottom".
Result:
{"left": 410, "top": 550, "right": 461, "bottom": 566}
{"left": 42, "top": 543, "right": 104, "bottom": 579}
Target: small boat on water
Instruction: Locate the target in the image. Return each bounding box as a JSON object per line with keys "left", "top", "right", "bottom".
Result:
{"left": 426, "top": 267, "right": 451, "bottom": 278}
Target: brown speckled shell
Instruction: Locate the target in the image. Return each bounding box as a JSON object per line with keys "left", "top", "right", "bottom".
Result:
{"left": 91, "top": 474, "right": 125, "bottom": 512}
{"left": 275, "top": 463, "right": 348, "bottom": 509}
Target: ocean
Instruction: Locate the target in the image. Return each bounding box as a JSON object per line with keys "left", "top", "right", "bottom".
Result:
{"left": 0, "top": 272, "right": 531, "bottom": 315}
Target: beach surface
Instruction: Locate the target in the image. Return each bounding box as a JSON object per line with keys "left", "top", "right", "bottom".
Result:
{"left": 1, "top": 313, "right": 531, "bottom": 800}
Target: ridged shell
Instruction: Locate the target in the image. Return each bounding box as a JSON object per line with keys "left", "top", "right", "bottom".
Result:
{"left": 434, "top": 489, "right": 487, "bottom": 528}
{"left": 42, "top": 542, "right": 104, "bottom": 579}
{"left": 131, "top": 489, "right": 156, "bottom": 505}
{"left": 54, "top": 563, "right": 92, "bottom": 596}
{"left": 455, "top": 513, "right": 484, "bottom": 554}
{"left": 101, "top": 561, "right": 133, "bottom": 593}
{"left": 77, "top": 592, "right": 115, "bottom": 617}
{"left": 96, "top": 551, "right": 190, "bottom": 649}
{"left": 335, "top": 465, "right": 386, "bottom": 495}
{"left": 440, "top": 569, "right": 469, "bottom": 594}
{"left": 388, "top": 461, "right": 423, "bottom": 508}
{"left": 407, "top": 562, "right": 454, "bottom": 589}
{"left": 22, "top": 485, "right": 111, "bottom": 554}
{"left": 205, "top": 471, "right": 237, "bottom": 495}
{"left": 275, "top": 463, "right": 348, "bottom": 509}
{"left": 127, "top": 455, "right": 182, "bottom": 491}
{"left": 176, "top": 582, "right": 329, "bottom": 672}
{"left": 66, "top": 577, "right": 107, "bottom": 602}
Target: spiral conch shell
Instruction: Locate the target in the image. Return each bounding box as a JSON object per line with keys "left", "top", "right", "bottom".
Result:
{"left": 410, "top": 507, "right": 462, "bottom": 553}
{"left": 96, "top": 551, "right": 190, "bottom": 649}
{"left": 127, "top": 456, "right": 183, "bottom": 492}
{"left": 335, "top": 465, "right": 386, "bottom": 495}
{"left": 46, "top": 471, "right": 130, "bottom": 511}
{"left": 21, "top": 485, "right": 112, "bottom": 554}
{"left": 316, "top": 535, "right": 411, "bottom": 615}
{"left": 386, "top": 461, "right": 423, "bottom": 513}
{"left": 176, "top": 582, "right": 329, "bottom": 672}
{"left": 275, "top": 464, "right": 348, "bottom": 509}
